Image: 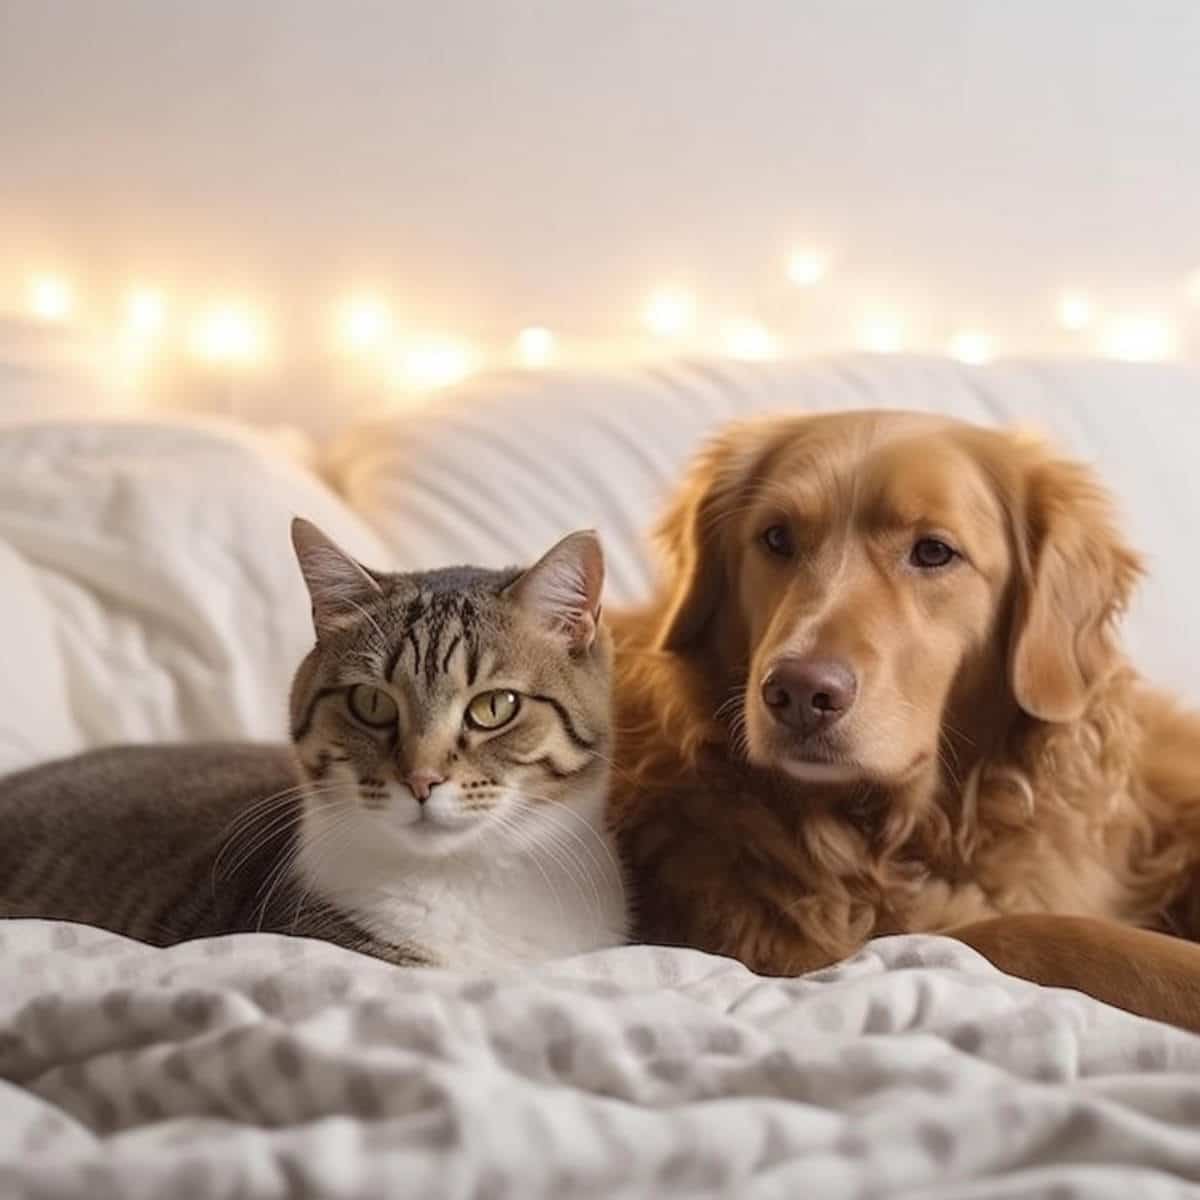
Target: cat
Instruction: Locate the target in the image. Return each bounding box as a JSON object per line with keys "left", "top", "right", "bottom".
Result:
{"left": 0, "top": 520, "right": 628, "bottom": 972}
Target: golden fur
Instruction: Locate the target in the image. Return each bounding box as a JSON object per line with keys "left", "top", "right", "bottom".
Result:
{"left": 949, "top": 914, "right": 1200, "bottom": 1033}
{"left": 611, "top": 410, "right": 1200, "bottom": 976}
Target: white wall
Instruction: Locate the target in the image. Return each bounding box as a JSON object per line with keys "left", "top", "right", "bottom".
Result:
{"left": 2, "top": 0, "right": 1199, "bottom": 365}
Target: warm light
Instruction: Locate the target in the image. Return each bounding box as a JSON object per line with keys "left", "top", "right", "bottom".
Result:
{"left": 1186, "top": 270, "right": 1200, "bottom": 302}
{"left": 400, "top": 341, "right": 474, "bottom": 389}
{"left": 858, "top": 314, "right": 905, "bottom": 354}
{"left": 948, "top": 331, "right": 994, "bottom": 364}
{"left": 1058, "top": 292, "right": 1093, "bottom": 332}
{"left": 29, "top": 275, "right": 73, "bottom": 321}
{"left": 1101, "top": 316, "right": 1175, "bottom": 362}
{"left": 189, "top": 306, "right": 265, "bottom": 366}
{"left": 338, "top": 297, "right": 391, "bottom": 353}
{"left": 124, "top": 289, "right": 167, "bottom": 338}
{"left": 786, "top": 250, "right": 829, "bottom": 287}
{"left": 644, "top": 289, "right": 696, "bottom": 337}
{"left": 114, "top": 333, "right": 158, "bottom": 378}
{"left": 516, "top": 326, "right": 555, "bottom": 367}
{"left": 721, "top": 321, "right": 776, "bottom": 361}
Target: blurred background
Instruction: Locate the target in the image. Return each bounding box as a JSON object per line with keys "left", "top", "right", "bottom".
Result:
{"left": 5, "top": 0, "right": 1200, "bottom": 759}
{"left": 3, "top": 0, "right": 1200, "bottom": 427}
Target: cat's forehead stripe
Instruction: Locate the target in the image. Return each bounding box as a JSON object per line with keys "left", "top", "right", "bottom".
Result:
{"left": 424, "top": 603, "right": 465, "bottom": 687}
{"left": 440, "top": 633, "right": 462, "bottom": 676}
{"left": 378, "top": 587, "right": 488, "bottom": 692}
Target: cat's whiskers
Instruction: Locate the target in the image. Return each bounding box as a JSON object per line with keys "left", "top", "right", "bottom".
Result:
{"left": 216, "top": 806, "right": 307, "bottom": 892}
{"left": 343, "top": 799, "right": 580, "bottom": 945}
{"left": 511, "top": 805, "right": 602, "bottom": 922}
{"left": 448, "top": 788, "right": 613, "bottom": 930}
{"left": 216, "top": 785, "right": 345, "bottom": 889}
{"left": 285, "top": 808, "right": 362, "bottom": 934}
{"left": 505, "top": 796, "right": 608, "bottom": 932}
{"left": 510, "top": 789, "right": 622, "bottom": 902}
{"left": 253, "top": 817, "right": 322, "bottom": 934}
{"left": 212, "top": 781, "right": 340, "bottom": 884}
{"left": 214, "top": 782, "right": 312, "bottom": 852}
{"left": 538, "top": 831, "right": 606, "bottom": 931}
{"left": 215, "top": 786, "right": 343, "bottom": 882}
{"left": 485, "top": 806, "right": 571, "bottom": 935}
{"left": 232, "top": 816, "right": 319, "bottom": 924}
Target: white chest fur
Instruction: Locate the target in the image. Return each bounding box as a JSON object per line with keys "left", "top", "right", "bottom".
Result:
{"left": 297, "top": 792, "right": 628, "bottom": 973}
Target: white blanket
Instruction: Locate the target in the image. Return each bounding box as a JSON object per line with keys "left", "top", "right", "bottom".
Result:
{"left": 1, "top": 922, "right": 1199, "bottom": 1198}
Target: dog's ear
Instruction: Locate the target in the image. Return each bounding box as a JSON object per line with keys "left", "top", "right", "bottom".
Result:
{"left": 655, "top": 421, "right": 770, "bottom": 652}
{"left": 1009, "top": 452, "right": 1143, "bottom": 722}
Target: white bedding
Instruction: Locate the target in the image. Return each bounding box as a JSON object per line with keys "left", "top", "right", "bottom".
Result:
{"left": 6, "top": 362, "right": 1200, "bottom": 1194}
{"left": 0, "top": 416, "right": 390, "bottom": 775}
{"left": 330, "top": 356, "right": 1200, "bottom": 702}
{"left": 1, "top": 922, "right": 1199, "bottom": 1199}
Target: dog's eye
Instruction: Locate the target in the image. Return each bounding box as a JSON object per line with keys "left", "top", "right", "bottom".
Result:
{"left": 760, "top": 524, "right": 795, "bottom": 559}
{"left": 910, "top": 538, "right": 958, "bottom": 570}
{"left": 347, "top": 684, "right": 399, "bottom": 728}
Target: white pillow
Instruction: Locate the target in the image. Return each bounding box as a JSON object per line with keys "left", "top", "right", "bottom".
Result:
{"left": 328, "top": 355, "right": 1200, "bottom": 703}
{"left": 0, "top": 415, "right": 390, "bottom": 773}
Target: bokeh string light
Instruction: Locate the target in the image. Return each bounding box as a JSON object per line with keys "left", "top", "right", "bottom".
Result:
{"left": 516, "top": 326, "right": 555, "bottom": 367}
{"left": 337, "top": 296, "right": 391, "bottom": 354}
{"left": 189, "top": 305, "right": 266, "bottom": 367}
{"left": 643, "top": 289, "right": 697, "bottom": 338}
{"left": 28, "top": 275, "right": 74, "bottom": 322}
{"left": 9, "top": 254, "right": 1193, "bottom": 398}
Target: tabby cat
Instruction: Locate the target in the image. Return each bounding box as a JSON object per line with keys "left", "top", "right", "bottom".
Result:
{"left": 0, "top": 520, "right": 628, "bottom": 971}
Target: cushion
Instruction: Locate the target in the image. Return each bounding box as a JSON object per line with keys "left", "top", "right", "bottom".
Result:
{"left": 0, "top": 416, "right": 388, "bottom": 774}
{"left": 327, "top": 354, "right": 1200, "bottom": 702}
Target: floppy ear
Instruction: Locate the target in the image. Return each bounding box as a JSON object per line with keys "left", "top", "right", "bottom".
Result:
{"left": 291, "top": 517, "right": 383, "bottom": 638}
{"left": 507, "top": 529, "right": 605, "bottom": 653}
{"left": 1009, "top": 455, "right": 1143, "bottom": 723}
{"left": 655, "top": 421, "right": 772, "bottom": 652}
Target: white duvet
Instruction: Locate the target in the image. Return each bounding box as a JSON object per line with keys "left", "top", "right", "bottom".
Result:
{"left": 5, "top": 365, "right": 1200, "bottom": 1195}
{"left": 1, "top": 923, "right": 1198, "bottom": 1199}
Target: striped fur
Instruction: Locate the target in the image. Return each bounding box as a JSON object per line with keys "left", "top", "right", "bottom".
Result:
{"left": 0, "top": 527, "right": 628, "bottom": 970}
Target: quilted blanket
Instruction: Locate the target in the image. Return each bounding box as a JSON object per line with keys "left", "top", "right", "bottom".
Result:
{"left": 2, "top": 921, "right": 1199, "bottom": 1199}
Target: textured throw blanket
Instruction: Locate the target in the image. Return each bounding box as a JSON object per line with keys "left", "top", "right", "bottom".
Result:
{"left": 1, "top": 920, "right": 1199, "bottom": 1198}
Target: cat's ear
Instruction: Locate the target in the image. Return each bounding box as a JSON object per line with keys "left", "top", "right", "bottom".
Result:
{"left": 507, "top": 530, "right": 604, "bottom": 652}
{"left": 291, "top": 517, "right": 383, "bottom": 638}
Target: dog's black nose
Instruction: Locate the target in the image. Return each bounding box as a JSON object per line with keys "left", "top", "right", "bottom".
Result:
{"left": 761, "top": 657, "right": 858, "bottom": 735}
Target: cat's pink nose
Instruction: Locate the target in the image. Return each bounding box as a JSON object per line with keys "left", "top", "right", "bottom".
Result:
{"left": 405, "top": 769, "right": 445, "bottom": 803}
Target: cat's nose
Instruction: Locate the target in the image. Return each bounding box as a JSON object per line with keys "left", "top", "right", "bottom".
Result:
{"left": 405, "top": 769, "right": 445, "bottom": 803}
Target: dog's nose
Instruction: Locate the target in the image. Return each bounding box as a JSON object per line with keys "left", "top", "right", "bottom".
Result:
{"left": 405, "top": 769, "right": 445, "bottom": 803}
{"left": 761, "top": 657, "right": 858, "bottom": 735}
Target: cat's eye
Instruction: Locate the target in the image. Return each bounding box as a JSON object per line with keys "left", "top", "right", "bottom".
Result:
{"left": 347, "top": 684, "right": 399, "bottom": 728}
{"left": 465, "top": 689, "right": 521, "bottom": 731}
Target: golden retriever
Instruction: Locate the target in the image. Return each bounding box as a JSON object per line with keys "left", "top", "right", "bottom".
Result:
{"left": 611, "top": 409, "right": 1200, "bottom": 1015}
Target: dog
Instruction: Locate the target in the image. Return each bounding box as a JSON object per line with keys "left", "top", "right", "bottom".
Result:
{"left": 610, "top": 409, "right": 1200, "bottom": 1023}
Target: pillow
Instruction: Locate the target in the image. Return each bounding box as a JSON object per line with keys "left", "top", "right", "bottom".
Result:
{"left": 0, "top": 415, "right": 389, "bottom": 773}
{"left": 327, "top": 355, "right": 1200, "bottom": 703}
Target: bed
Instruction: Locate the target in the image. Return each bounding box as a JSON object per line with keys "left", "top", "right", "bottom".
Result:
{"left": 3, "top": 352, "right": 1200, "bottom": 1196}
